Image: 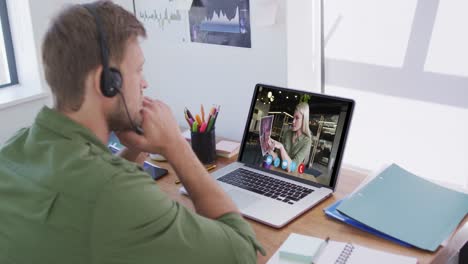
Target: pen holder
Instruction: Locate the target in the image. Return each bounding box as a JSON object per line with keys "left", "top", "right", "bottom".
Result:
{"left": 191, "top": 128, "right": 216, "bottom": 165}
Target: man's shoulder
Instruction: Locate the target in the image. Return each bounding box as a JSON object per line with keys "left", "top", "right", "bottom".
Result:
{"left": 1, "top": 129, "right": 144, "bottom": 199}
{"left": 60, "top": 141, "right": 145, "bottom": 186}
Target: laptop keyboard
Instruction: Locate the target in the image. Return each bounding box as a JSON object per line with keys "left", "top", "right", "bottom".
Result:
{"left": 217, "top": 168, "right": 314, "bottom": 205}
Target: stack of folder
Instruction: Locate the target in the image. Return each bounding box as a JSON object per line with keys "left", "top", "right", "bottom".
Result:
{"left": 324, "top": 164, "right": 468, "bottom": 251}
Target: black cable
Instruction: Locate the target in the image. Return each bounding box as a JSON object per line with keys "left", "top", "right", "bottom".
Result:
{"left": 117, "top": 91, "right": 144, "bottom": 135}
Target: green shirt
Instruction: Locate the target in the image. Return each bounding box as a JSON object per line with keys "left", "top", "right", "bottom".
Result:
{"left": 0, "top": 107, "right": 264, "bottom": 264}
{"left": 282, "top": 130, "right": 312, "bottom": 165}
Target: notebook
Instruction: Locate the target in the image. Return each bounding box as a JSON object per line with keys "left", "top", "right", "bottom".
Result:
{"left": 267, "top": 233, "right": 417, "bottom": 264}
{"left": 216, "top": 140, "right": 240, "bottom": 158}
{"left": 180, "top": 83, "right": 355, "bottom": 228}
{"left": 337, "top": 163, "right": 468, "bottom": 251}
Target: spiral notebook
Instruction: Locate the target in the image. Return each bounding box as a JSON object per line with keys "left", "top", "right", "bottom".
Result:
{"left": 314, "top": 241, "right": 417, "bottom": 264}
{"left": 267, "top": 233, "right": 417, "bottom": 264}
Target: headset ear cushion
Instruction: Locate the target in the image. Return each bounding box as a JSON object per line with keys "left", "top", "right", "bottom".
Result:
{"left": 109, "top": 68, "right": 123, "bottom": 91}
{"left": 101, "top": 68, "right": 122, "bottom": 97}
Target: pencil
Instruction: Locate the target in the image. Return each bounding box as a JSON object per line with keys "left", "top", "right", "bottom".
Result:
{"left": 201, "top": 104, "right": 205, "bottom": 123}
{"left": 206, "top": 164, "right": 217, "bottom": 171}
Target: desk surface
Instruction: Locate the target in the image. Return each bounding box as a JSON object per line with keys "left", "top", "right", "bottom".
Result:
{"left": 150, "top": 156, "right": 467, "bottom": 264}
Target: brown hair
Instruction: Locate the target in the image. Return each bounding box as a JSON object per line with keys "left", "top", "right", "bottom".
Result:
{"left": 42, "top": 0, "right": 146, "bottom": 111}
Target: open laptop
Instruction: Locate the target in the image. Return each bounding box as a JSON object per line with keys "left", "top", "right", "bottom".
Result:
{"left": 184, "top": 84, "right": 354, "bottom": 228}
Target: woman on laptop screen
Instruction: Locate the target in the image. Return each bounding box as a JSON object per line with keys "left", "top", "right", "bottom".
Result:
{"left": 267, "top": 102, "right": 312, "bottom": 172}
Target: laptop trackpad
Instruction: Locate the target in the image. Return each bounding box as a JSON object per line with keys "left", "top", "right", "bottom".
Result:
{"left": 227, "top": 189, "right": 260, "bottom": 209}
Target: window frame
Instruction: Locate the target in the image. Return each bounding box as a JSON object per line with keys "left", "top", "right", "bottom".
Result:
{"left": 0, "top": 0, "right": 18, "bottom": 89}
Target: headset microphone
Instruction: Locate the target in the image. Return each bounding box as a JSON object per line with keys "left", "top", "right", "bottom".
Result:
{"left": 117, "top": 90, "right": 144, "bottom": 135}
{"left": 83, "top": 3, "right": 143, "bottom": 135}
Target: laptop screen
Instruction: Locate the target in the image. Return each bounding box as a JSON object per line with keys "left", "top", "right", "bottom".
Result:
{"left": 238, "top": 84, "right": 354, "bottom": 189}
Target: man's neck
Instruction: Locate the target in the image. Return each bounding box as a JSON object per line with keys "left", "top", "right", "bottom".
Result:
{"left": 62, "top": 109, "right": 110, "bottom": 145}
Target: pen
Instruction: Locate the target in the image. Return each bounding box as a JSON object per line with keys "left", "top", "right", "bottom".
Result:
{"left": 192, "top": 121, "right": 198, "bottom": 132}
{"left": 210, "top": 107, "right": 220, "bottom": 130}
{"left": 311, "top": 237, "right": 329, "bottom": 263}
{"left": 184, "top": 117, "right": 191, "bottom": 127}
{"left": 200, "top": 122, "right": 207, "bottom": 133}
{"left": 206, "top": 115, "right": 215, "bottom": 132}
{"left": 184, "top": 112, "right": 191, "bottom": 127}
{"left": 185, "top": 107, "right": 194, "bottom": 120}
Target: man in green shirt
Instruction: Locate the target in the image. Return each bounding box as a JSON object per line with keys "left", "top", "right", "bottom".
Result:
{"left": 0, "top": 1, "right": 263, "bottom": 263}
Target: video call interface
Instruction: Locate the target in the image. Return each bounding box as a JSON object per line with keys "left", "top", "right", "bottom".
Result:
{"left": 239, "top": 86, "right": 351, "bottom": 187}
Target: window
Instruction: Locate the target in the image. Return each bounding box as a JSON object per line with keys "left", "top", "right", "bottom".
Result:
{"left": 0, "top": 0, "right": 18, "bottom": 88}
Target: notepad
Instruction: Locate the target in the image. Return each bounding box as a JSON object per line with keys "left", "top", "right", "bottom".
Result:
{"left": 215, "top": 140, "right": 240, "bottom": 158}
{"left": 337, "top": 163, "right": 468, "bottom": 251}
{"left": 267, "top": 233, "right": 417, "bottom": 264}
{"left": 278, "top": 233, "right": 325, "bottom": 263}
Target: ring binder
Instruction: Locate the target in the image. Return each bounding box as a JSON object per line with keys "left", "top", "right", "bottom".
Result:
{"left": 335, "top": 243, "right": 354, "bottom": 264}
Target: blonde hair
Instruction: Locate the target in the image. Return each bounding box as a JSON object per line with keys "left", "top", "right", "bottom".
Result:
{"left": 296, "top": 102, "right": 312, "bottom": 138}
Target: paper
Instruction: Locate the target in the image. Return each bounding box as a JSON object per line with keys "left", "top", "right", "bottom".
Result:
{"left": 337, "top": 163, "right": 468, "bottom": 251}
{"left": 216, "top": 140, "right": 240, "bottom": 154}
{"left": 175, "top": 0, "right": 193, "bottom": 10}
{"left": 252, "top": 0, "right": 279, "bottom": 26}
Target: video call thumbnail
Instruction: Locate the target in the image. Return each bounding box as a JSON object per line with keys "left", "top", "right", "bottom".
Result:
{"left": 239, "top": 86, "right": 350, "bottom": 187}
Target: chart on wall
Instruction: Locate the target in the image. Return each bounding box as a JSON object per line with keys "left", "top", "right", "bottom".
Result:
{"left": 133, "top": 0, "right": 192, "bottom": 44}
{"left": 133, "top": 0, "right": 251, "bottom": 48}
{"left": 189, "top": 0, "right": 251, "bottom": 48}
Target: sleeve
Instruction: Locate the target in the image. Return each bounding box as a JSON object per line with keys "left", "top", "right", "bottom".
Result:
{"left": 290, "top": 136, "right": 312, "bottom": 165}
{"left": 281, "top": 130, "right": 293, "bottom": 154}
{"left": 90, "top": 171, "right": 264, "bottom": 264}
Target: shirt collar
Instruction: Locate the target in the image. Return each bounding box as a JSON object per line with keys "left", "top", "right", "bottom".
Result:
{"left": 35, "top": 106, "right": 109, "bottom": 152}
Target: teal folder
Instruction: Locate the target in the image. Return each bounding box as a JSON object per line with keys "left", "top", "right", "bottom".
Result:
{"left": 337, "top": 164, "right": 468, "bottom": 251}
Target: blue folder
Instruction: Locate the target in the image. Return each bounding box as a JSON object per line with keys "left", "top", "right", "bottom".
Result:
{"left": 324, "top": 199, "right": 412, "bottom": 247}
{"left": 336, "top": 164, "right": 468, "bottom": 251}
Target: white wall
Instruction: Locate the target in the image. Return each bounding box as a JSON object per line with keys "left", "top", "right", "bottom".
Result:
{"left": 324, "top": 0, "right": 468, "bottom": 187}
{"left": 138, "top": 1, "right": 288, "bottom": 141}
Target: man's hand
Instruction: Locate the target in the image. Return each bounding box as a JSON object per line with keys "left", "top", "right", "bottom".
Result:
{"left": 115, "top": 97, "right": 184, "bottom": 157}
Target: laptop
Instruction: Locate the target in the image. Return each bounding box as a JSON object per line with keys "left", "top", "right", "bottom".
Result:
{"left": 183, "top": 84, "right": 354, "bottom": 228}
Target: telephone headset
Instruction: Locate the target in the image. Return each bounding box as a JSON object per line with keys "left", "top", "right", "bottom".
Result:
{"left": 83, "top": 3, "right": 144, "bottom": 135}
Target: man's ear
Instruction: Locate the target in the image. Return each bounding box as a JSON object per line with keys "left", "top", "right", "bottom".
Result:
{"left": 88, "top": 65, "right": 103, "bottom": 96}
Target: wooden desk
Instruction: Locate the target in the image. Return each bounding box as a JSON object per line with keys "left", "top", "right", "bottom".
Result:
{"left": 150, "top": 157, "right": 468, "bottom": 264}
